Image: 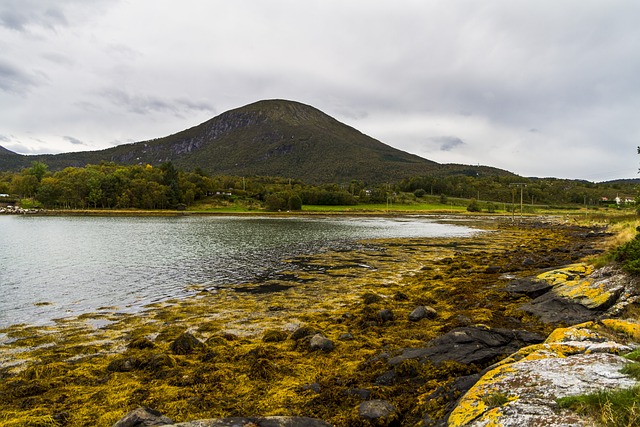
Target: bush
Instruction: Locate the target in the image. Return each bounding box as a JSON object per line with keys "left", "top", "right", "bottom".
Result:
{"left": 413, "top": 188, "right": 426, "bottom": 198}
{"left": 613, "top": 230, "right": 640, "bottom": 275}
{"left": 467, "top": 198, "right": 481, "bottom": 212}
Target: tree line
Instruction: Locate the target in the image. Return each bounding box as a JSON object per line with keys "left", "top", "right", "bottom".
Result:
{"left": 0, "top": 161, "right": 637, "bottom": 211}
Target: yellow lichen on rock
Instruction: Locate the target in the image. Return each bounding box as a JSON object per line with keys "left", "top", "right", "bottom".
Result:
{"left": 535, "top": 263, "right": 593, "bottom": 286}
{"left": 448, "top": 364, "right": 515, "bottom": 427}
{"left": 600, "top": 318, "right": 640, "bottom": 341}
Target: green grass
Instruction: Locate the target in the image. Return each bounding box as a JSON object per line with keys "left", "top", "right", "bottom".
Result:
{"left": 558, "top": 386, "right": 640, "bottom": 427}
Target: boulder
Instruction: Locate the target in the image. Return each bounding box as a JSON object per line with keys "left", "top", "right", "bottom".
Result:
{"left": 388, "top": 326, "right": 544, "bottom": 367}
{"left": 309, "top": 334, "right": 334, "bottom": 352}
{"left": 377, "top": 308, "right": 395, "bottom": 323}
{"left": 113, "top": 406, "right": 172, "bottom": 427}
{"left": 408, "top": 305, "right": 437, "bottom": 321}
{"left": 113, "top": 408, "right": 333, "bottom": 427}
{"left": 446, "top": 320, "right": 640, "bottom": 427}
{"left": 172, "top": 417, "right": 332, "bottom": 427}
{"left": 358, "top": 400, "right": 397, "bottom": 423}
{"left": 170, "top": 332, "right": 203, "bottom": 355}
{"left": 519, "top": 264, "right": 629, "bottom": 324}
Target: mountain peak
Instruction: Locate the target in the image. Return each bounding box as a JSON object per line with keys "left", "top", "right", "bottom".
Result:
{"left": 0, "top": 100, "right": 443, "bottom": 183}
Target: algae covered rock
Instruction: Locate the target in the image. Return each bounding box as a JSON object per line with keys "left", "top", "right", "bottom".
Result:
{"left": 309, "top": 334, "right": 334, "bottom": 352}
{"left": 377, "top": 308, "right": 395, "bottom": 323}
{"left": 113, "top": 409, "right": 333, "bottom": 427}
{"left": 113, "top": 406, "right": 172, "bottom": 426}
{"left": 262, "top": 329, "right": 288, "bottom": 343}
{"left": 358, "top": 399, "right": 397, "bottom": 424}
{"left": 408, "top": 305, "right": 437, "bottom": 321}
{"left": 170, "top": 332, "right": 204, "bottom": 355}
{"left": 388, "top": 326, "right": 543, "bottom": 367}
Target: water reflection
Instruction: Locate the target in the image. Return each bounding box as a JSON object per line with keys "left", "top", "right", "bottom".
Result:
{"left": 0, "top": 215, "right": 477, "bottom": 327}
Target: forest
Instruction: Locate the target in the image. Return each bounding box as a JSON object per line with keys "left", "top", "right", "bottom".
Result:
{"left": 0, "top": 161, "right": 637, "bottom": 212}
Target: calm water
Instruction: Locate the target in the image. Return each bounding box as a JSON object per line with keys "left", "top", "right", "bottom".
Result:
{"left": 0, "top": 215, "right": 478, "bottom": 328}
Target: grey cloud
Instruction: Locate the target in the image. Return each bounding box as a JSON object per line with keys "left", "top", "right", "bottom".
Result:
{"left": 429, "top": 136, "right": 465, "bottom": 152}
{"left": 63, "top": 136, "right": 85, "bottom": 145}
{"left": 102, "top": 89, "right": 214, "bottom": 117}
{"left": 0, "top": 60, "right": 38, "bottom": 93}
{"left": 0, "top": 1, "right": 68, "bottom": 31}
{"left": 0, "top": 134, "right": 10, "bottom": 142}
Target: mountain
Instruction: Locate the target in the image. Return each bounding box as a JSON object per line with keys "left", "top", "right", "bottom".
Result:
{"left": 0, "top": 99, "right": 512, "bottom": 183}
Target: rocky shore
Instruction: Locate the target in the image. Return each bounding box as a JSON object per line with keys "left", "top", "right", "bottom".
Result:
{"left": 1, "top": 216, "right": 638, "bottom": 427}
{"left": 0, "top": 205, "right": 44, "bottom": 214}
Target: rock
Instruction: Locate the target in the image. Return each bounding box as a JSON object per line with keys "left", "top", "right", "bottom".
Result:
{"left": 262, "top": 329, "right": 288, "bottom": 343}
{"left": 168, "top": 417, "right": 332, "bottom": 427}
{"left": 290, "top": 326, "right": 318, "bottom": 341}
{"left": 519, "top": 263, "right": 629, "bottom": 324}
{"left": 375, "top": 370, "right": 397, "bottom": 385}
{"left": 358, "top": 400, "right": 396, "bottom": 422}
{"left": 113, "top": 406, "right": 173, "bottom": 427}
{"left": 345, "top": 388, "right": 371, "bottom": 400}
{"left": 107, "top": 356, "right": 139, "bottom": 372}
{"left": 170, "top": 332, "right": 203, "bottom": 355}
{"left": 505, "top": 278, "right": 553, "bottom": 298}
{"left": 408, "top": 305, "right": 437, "bottom": 321}
{"left": 338, "top": 332, "right": 354, "bottom": 341}
{"left": 302, "top": 382, "right": 321, "bottom": 393}
{"left": 446, "top": 320, "right": 640, "bottom": 427}
{"left": 129, "top": 337, "right": 156, "bottom": 350}
{"left": 377, "top": 308, "right": 395, "bottom": 323}
{"left": 388, "top": 326, "right": 544, "bottom": 368}
{"left": 309, "top": 334, "right": 334, "bottom": 352}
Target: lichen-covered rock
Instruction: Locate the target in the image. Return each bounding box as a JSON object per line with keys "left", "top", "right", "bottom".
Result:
{"left": 519, "top": 264, "right": 631, "bottom": 324}
{"left": 447, "top": 320, "right": 640, "bottom": 427}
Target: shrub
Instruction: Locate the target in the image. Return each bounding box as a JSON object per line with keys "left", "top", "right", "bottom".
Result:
{"left": 467, "top": 198, "right": 481, "bottom": 212}
{"left": 612, "top": 230, "right": 640, "bottom": 275}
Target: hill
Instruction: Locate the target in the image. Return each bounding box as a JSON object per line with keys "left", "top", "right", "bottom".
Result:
{"left": 0, "top": 99, "right": 513, "bottom": 183}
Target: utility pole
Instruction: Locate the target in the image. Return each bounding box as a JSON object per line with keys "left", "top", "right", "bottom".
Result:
{"left": 509, "top": 183, "right": 527, "bottom": 223}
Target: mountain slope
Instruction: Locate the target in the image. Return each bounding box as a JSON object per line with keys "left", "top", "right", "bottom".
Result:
{"left": 0, "top": 100, "right": 512, "bottom": 183}
{"left": 103, "top": 99, "right": 439, "bottom": 183}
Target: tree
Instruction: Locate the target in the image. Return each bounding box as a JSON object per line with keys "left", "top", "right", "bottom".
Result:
{"left": 288, "top": 194, "right": 303, "bottom": 211}
{"left": 467, "top": 198, "right": 481, "bottom": 212}
{"left": 265, "top": 193, "right": 287, "bottom": 211}
{"left": 28, "top": 161, "right": 49, "bottom": 182}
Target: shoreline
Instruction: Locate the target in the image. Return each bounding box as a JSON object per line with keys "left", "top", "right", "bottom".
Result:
{"left": 0, "top": 217, "right": 615, "bottom": 426}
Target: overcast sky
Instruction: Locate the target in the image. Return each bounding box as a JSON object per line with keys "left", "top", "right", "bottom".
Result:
{"left": 1, "top": 1, "right": 639, "bottom": 181}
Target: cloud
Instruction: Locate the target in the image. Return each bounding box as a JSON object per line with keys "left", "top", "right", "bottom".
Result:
{"left": 0, "top": 1, "right": 69, "bottom": 32}
{"left": 101, "top": 88, "right": 215, "bottom": 117}
{"left": 429, "top": 136, "right": 466, "bottom": 152}
{"left": 0, "top": 59, "right": 38, "bottom": 93}
{"left": 0, "top": 134, "right": 10, "bottom": 143}
{"left": 63, "top": 136, "right": 86, "bottom": 146}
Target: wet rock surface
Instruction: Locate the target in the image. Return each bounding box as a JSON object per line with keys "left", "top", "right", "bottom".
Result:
{"left": 388, "top": 326, "right": 545, "bottom": 367}
{"left": 113, "top": 407, "right": 333, "bottom": 427}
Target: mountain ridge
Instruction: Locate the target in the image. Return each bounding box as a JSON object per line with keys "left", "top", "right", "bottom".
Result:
{"left": 0, "top": 99, "right": 513, "bottom": 183}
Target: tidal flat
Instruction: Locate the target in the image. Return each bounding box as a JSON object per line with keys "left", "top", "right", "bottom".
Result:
{"left": 0, "top": 216, "right": 610, "bottom": 426}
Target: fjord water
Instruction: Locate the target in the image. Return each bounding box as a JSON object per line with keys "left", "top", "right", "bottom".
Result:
{"left": 0, "top": 215, "right": 477, "bottom": 328}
